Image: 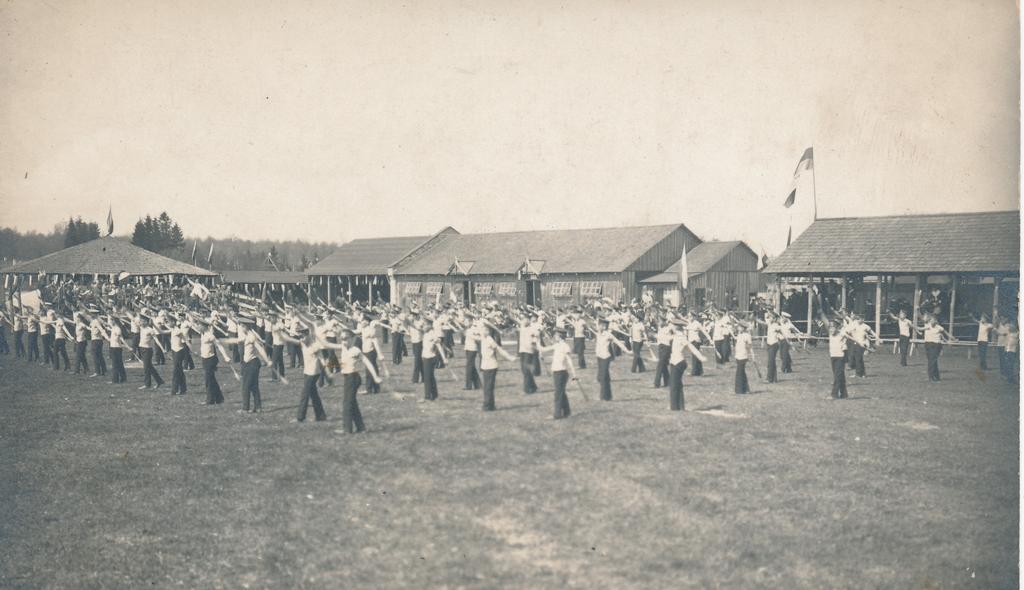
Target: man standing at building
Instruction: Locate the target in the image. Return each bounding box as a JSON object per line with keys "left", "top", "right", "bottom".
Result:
{"left": 973, "top": 314, "right": 993, "bottom": 370}
{"left": 629, "top": 314, "right": 647, "bottom": 373}
{"left": 889, "top": 310, "right": 914, "bottom": 367}
{"left": 652, "top": 317, "right": 673, "bottom": 388}
{"left": 463, "top": 315, "right": 483, "bottom": 390}
{"left": 572, "top": 311, "right": 588, "bottom": 369}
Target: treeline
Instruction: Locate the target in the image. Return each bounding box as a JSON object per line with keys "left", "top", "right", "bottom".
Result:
{"left": 0, "top": 215, "right": 340, "bottom": 272}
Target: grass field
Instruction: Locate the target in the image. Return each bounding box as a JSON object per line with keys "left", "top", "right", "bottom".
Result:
{"left": 0, "top": 342, "right": 1018, "bottom": 589}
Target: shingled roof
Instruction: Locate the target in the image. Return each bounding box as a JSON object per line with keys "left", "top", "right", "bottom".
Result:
{"left": 0, "top": 236, "right": 217, "bottom": 277}
{"left": 640, "top": 241, "right": 753, "bottom": 283}
{"left": 305, "top": 234, "right": 434, "bottom": 276}
{"left": 395, "top": 224, "right": 689, "bottom": 275}
{"left": 766, "top": 211, "right": 1020, "bottom": 275}
{"left": 220, "top": 271, "right": 307, "bottom": 284}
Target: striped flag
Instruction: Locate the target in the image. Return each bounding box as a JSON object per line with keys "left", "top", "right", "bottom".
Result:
{"left": 783, "top": 147, "right": 814, "bottom": 208}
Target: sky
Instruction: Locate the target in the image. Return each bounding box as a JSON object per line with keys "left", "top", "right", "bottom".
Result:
{"left": 0, "top": 0, "right": 1018, "bottom": 256}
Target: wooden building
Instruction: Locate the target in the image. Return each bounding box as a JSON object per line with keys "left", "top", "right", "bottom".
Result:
{"left": 0, "top": 236, "right": 216, "bottom": 289}
{"left": 393, "top": 224, "right": 701, "bottom": 308}
{"left": 765, "top": 211, "right": 1020, "bottom": 339}
{"left": 639, "top": 241, "right": 763, "bottom": 311}
{"left": 304, "top": 230, "right": 453, "bottom": 305}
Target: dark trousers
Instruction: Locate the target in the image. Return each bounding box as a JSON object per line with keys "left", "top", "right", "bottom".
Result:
{"left": 669, "top": 361, "right": 686, "bottom": 410}
{"left": 735, "top": 359, "right": 749, "bottom": 394}
{"left": 298, "top": 374, "right": 325, "bottom": 421}
{"left": 531, "top": 351, "right": 541, "bottom": 376}
{"left": 520, "top": 352, "right": 537, "bottom": 393}
{"left": 27, "top": 333, "right": 39, "bottom": 361}
{"left": 653, "top": 344, "right": 671, "bottom": 387}
{"left": 925, "top": 342, "right": 941, "bottom": 381}
{"left": 1003, "top": 350, "right": 1019, "bottom": 384}
{"left": 141, "top": 347, "right": 164, "bottom": 387}
{"left": 110, "top": 348, "right": 127, "bottom": 383}
{"left": 715, "top": 339, "right": 731, "bottom": 363}
{"left": 978, "top": 341, "right": 989, "bottom": 370}
{"left": 780, "top": 340, "right": 792, "bottom": 373}
{"left": 422, "top": 356, "right": 438, "bottom": 401}
{"left": 73, "top": 340, "right": 89, "bottom": 374}
{"left": 231, "top": 343, "right": 241, "bottom": 363}
{"left": 241, "top": 359, "right": 262, "bottom": 410}
{"left": 411, "top": 343, "right": 423, "bottom": 383}
{"left": 53, "top": 339, "right": 69, "bottom": 371}
{"left": 341, "top": 373, "right": 365, "bottom": 433}
{"left": 42, "top": 334, "right": 53, "bottom": 365}
{"left": 465, "top": 350, "right": 481, "bottom": 389}
{"left": 766, "top": 343, "right": 779, "bottom": 383}
{"left": 289, "top": 343, "right": 302, "bottom": 368}
{"left": 899, "top": 335, "right": 910, "bottom": 366}
{"left": 364, "top": 349, "right": 380, "bottom": 393}
{"left": 155, "top": 336, "right": 167, "bottom": 365}
{"left": 830, "top": 357, "right": 847, "bottom": 398}
{"left": 553, "top": 370, "right": 571, "bottom": 418}
{"left": 691, "top": 343, "right": 704, "bottom": 376}
{"left": 14, "top": 331, "right": 24, "bottom": 357}
{"left": 481, "top": 368, "right": 497, "bottom": 411}
{"left": 171, "top": 349, "right": 188, "bottom": 394}
{"left": 203, "top": 356, "right": 223, "bottom": 404}
{"left": 573, "top": 337, "right": 586, "bottom": 368}
{"left": 597, "top": 357, "right": 612, "bottom": 401}
{"left": 392, "top": 333, "right": 405, "bottom": 365}
{"left": 91, "top": 340, "right": 107, "bottom": 375}
{"left": 183, "top": 347, "right": 195, "bottom": 371}
{"left": 272, "top": 345, "right": 286, "bottom": 378}
{"left": 631, "top": 341, "right": 646, "bottom": 372}
{"left": 852, "top": 343, "right": 866, "bottom": 377}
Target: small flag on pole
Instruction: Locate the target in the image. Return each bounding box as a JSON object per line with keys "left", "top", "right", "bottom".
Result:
{"left": 207, "top": 243, "right": 214, "bottom": 267}
{"left": 678, "top": 245, "right": 688, "bottom": 291}
{"left": 191, "top": 241, "right": 198, "bottom": 266}
{"left": 106, "top": 206, "right": 114, "bottom": 235}
{"left": 783, "top": 147, "right": 814, "bottom": 208}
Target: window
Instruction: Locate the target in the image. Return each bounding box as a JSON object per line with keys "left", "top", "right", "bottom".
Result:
{"left": 579, "top": 281, "right": 603, "bottom": 297}
{"left": 424, "top": 282, "right": 443, "bottom": 296}
{"left": 404, "top": 282, "right": 421, "bottom": 295}
{"left": 549, "top": 281, "right": 573, "bottom": 297}
{"left": 474, "top": 282, "right": 493, "bottom": 295}
{"left": 497, "top": 282, "right": 518, "bottom": 296}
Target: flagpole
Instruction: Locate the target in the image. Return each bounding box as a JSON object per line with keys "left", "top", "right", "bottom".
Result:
{"left": 811, "top": 145, "right": 818, "bottom": 221}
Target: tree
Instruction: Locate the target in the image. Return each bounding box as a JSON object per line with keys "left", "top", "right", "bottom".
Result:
{"left": 132, "top": 211, "right": 185, "bottom": 254}
{"left": 63, "top": 216, "right": 100, "bottom": 248}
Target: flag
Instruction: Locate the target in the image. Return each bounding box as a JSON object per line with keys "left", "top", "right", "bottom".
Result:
{"left": 190, "top": 241, "right": 198, "bottom": 266}
{"left": 207, "top": 243, "right": 214, "bottom": 267}
{"left": 106, "top": 206, "right": 114, "bottom": 235}
{"left": 678, "top": 245, "right": 688, "bottom": 291}
{"left": 783, "top": 147, "right": 814, "bottom": 208}
{"left": 786, "top": 225, "right": 792, "bottom": 247}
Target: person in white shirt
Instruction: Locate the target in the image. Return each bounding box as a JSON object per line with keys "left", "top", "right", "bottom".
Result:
{"left": 11, "top": 312, "right": 24, "bottom": 358}
{"left": 420, "top": 320, "right": 447, "bottom": 402}
{"left": 463, "top": 318, "right": 484, "bottom": 390}
{"left": 87, "top": 313, "right": 107, "bottom": 378}
{"left": 629, "top": 316, "right": 647, "bottom": 373}
{"left": 194, "top": 320, "right": 224, "bottom": 405}
{"left": 1002, "top": 322, "right": 1018, "bottom": 385}
{"left": 667, "top": 319, "right": 707, "bottom": 410}
{"left": 888, "top": 310, "right": 915, "bottom": 367}
{"left": 106, "top": 316, "right": 128, "bottom": 384}
{"left": 358, "top": 318, "right": 382, "bottom": 393}
{"left": 338, "top": 328, "right": 382, "bottom": 433}
{"left": 848, "top": 316, "right": 871, "bottom": 378}
{"left": 408, "top": 314, "right": 425, "bottom": 384}
{"left": 168, "top": 317, "right": 191, "bottom": 395}
{"left": 136, "top": 315, "right": 166, "bottom": 389}
{"left": 72, "top": 312, "right": 91, "bottom": 375}
{"left": 762, "top": 312, "right": 783, "bottom": 384}
{"left": 26, "top": 313, "right": 40, "bottom": 363}
{"left": 221, "top": 318, "right": 273, "bottom": 413}
{"left": 712, "top": 312, "right": 733, "bottom": 364}
{"left": 733, "top": 322, "right": 754, "bottom": 394}
{"left": 652, "top": 319, "right": 674, "bottom": 388}
{"left": 594, "top": 318, "right": 631, "bottom": 401}
{"left": 918, "top": 315, "right": 953, "bottom": 382}
{"left": 995, "top": 318, "right": 1011, "bottom": 377}
{"left": 39, "top": 309, "right": 55, "bottom": 367}
{"left": 517, "top": 315, "right": 539, "bottom": 394}
{"left": 827, "top": 320, "right": 851, "bottom": 399}
{"left": 477, "top": 321, "right": 518, "bottom": 411}
{"left": 687, "top": 312, "right": 712, "bottom": 377}
{"left": 46, "top": 311, "right": 71, "bottom": 372}
{"left": 572, "top": 313, "right": 589, "bottom": 369}
{"left": 538, "top": 328, "right": 578, "bottom": 419}
{"left": 973, "top": 314, "right": 994, "bottom": 370}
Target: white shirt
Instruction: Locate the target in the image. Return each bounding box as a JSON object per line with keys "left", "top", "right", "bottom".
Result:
{"left": 75, "top": 322, "right": 88, "bottom": 343}
{"left": 200, "top": 331, "right": 217, "bottom": 359}
{"left": 977, "top": 322, "right": 992, "bottom": 342}
{"left": 656, "top": 325, "right": 673, "bottom": 346}
{"left": 170, "top": 326, "right": 188, "bottom": 352}
{"left": 421, "top": 329, "right": 441, "bottom": 359}
{"left": 138, "top": 326, "right": 157, "bottom": 348}
{"left": 301, "top": 340, "right": 324, "bottom": 376}
{"left": 479, "top": 336, "right": 500, "bottom": 370}
{"left": 464, "top": 325, "right": 482, "bottom": 352}
{"left": 595, "top": 331, "right": 614, "bottom": 359}
{"left": 1006, "top": 331, "right": 1019, "bottom": 353}
{"left": 52, "top": 318, "right": 65, "bottom": 339}
{"left": 549, "top": 340, "right": 572, "bottom": 372}
{"left": 923, "top": 325, "right": 943, "bottom": 343}
{"left": 713, "top": 317, "right": 730, "bottom": 341}
{"left": 766, "top": 321, "right": 782, "bottom": 346}
{"left": 669, "top": 332, "right": 689, "bottom": 365}
{"left": 573, "top": 318, "right": 587, "bottom": 339}
{"left": 686, "top": 322, "right": 702, "bottom": 344}
{"left": 242, "top": 331, "right": 261, "bottom": 362}
{"left": 897, "top": 318, "right": 912, "bottom": 337}
{"left": 108, "top": 324, "right": 123, "bottom": 349}
{"left": 734, "top": 332, "right": 752, "bottom": 360}
{"left": 828, "top": 331, "right": 847, "bottom": 357}
{"left": 630, "top": 322, "right": 645, "bottom": 343}
{"left": 517, "top": 325, "right": 537, "bottom": 354}
{"left": 89, "top": 319, "right": 104, "bottom": 341}
{"left": 360, "top": 324, "right": 377, "bottom": 353}
{"left": 339, "top": 345, "right": 363, "bottom": 375}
